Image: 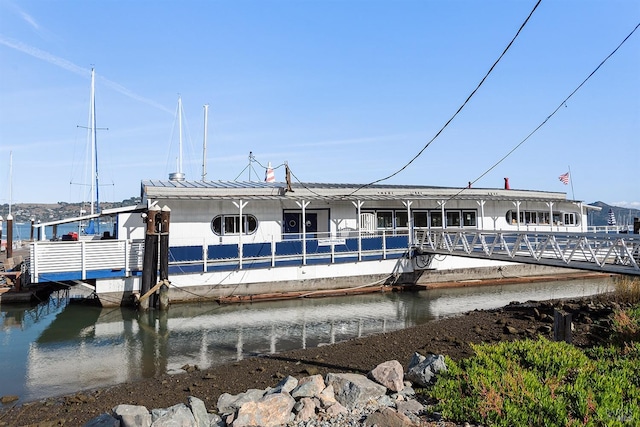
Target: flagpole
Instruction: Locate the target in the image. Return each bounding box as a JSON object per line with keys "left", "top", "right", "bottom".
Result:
{"left": 568, "top": 165, "right": 575, "bottom": 200}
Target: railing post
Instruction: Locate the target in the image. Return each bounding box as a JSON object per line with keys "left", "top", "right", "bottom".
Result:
{"left": 271, "top": 235, "right": 276, "bottom": 267}
{"left": 203, "top": 238, "right": 208, "bottom": 272}
{"left": 124, "top": 240, "right": 130, "bottom": 276}
{"left": 81, "top": 240, "right": 86, "bottom": 280}
{"left": 382, "top": 230, "right": 387, "bottom": 259}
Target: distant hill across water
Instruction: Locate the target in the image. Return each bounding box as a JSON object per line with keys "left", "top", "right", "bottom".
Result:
{"left": 0, "top": 197, "right": 141, "bottom": 225}
{"left": 588, "top": 201, "right": 639, "bottom": 226}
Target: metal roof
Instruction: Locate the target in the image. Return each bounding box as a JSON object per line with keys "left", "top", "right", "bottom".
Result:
{"left": 141, "top": 180, "right": 582, "bottom": 204}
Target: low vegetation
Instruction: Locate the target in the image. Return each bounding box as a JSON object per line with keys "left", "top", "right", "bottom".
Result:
{"left": 429, "top": 277, "right": 640, "bottom": 427}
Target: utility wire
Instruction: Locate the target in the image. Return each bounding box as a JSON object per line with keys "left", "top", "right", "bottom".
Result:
{"left": 447, "top": 21, "right": 640, "bottom": 203}
{"left": 347, "top": 0, "right": 542, "bottom": 196}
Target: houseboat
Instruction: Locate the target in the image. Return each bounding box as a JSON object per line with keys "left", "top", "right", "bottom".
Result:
{"left": 29, "top": 175, "right": 595, "bottom": 307}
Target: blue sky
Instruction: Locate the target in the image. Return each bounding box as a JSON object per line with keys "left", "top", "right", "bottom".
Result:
{"left": 0, "top": 0, "right": 638, "bottom": 207}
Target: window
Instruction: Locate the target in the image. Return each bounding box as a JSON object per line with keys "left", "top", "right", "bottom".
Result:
{"left": 395, "top": 211, "right": 408, "bottom": 228}
{"left": 413, "top": 212, "right": 428, "bottom": 228}
{"left": 539, "top": 212, "right": 550, "bottom": 225}
{"left": 211, "top": 214, "right": 258, "bottom": 235}
{"left": 564, "top": 213, "right": 576, "bottom": 225}
{"left": 525, "top": 211, "right": 537, "bottom": 224}
{"left": 446, "top": 211, "right": 461, "bottom": 227}
{"left": 377, "top": 211, "right": 393, "bottom": 229}
{"left": 430, "top": 211, "right": 443, "bottom": 227}
{"left": 505, "top": 210, "right": 547, "bottom": 225}
{"left": 463, "top": 211, "right": 476, "bottom": 227}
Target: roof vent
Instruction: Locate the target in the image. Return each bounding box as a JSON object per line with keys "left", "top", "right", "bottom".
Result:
{"left": 169, "top": 172, "right": 186, "bottom": 181}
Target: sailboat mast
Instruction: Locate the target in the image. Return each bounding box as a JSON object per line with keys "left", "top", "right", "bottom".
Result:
{"left": 91, "top": 68, "right": 100, "bottom": 215}
{"left": 178, "top": 96, "right": 183, "bottom": 175}
{"left": 88, "top": 68, "right": 99, "bottom": 215}
{"left": 202, "top": 104, "right": 209, "bottom": 181}
{"left": 8, "top": 151, "right": 12, "bottom": 216}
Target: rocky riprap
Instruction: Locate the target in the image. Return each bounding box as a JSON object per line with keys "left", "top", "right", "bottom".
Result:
{"left": 83, "top": 354, "right": 452, "bottom": 427}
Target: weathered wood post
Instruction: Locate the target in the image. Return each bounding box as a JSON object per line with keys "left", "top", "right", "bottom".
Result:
{"left": 140, "top": 205, "right": 160, "bottom": 310}
{"left": 553, "top": 309, "right": 572, "bottom": 343}
{"left": 30, "top": 218, "right": 35, "bottom": 241}
{"left": 158, "top": 205, "right": 171, "bottom": 311}
{"left": 6, "top": 214, "right": 13, "bottom": 259}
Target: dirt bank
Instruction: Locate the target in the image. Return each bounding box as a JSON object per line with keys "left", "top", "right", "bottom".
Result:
{"left": 0, "top": 293, "right": 621, "bottom": 426}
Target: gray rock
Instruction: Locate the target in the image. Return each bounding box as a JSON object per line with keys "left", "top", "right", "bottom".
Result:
{"left": 187, "top": 396, "right": 209, "bottom": 427}
{"left": 113, "top": 404, "right": 151, "bottom": 427}
{"left": 217, "top": 388, "right": 266, "bottom": 414}
{"left": 377, "top": 394, "right": 395, "bottom": 408}
{"left": 208, "top": 413, "right": 225, "bottom": 427}
{"left": 325, "top": 401, "right": 348, "bottom": 416}
{"left": 267, "top": 375, "right": 298, "bottom": 395}
{"left": 233, "top": 392, "right": 295, "bottom": 427}
{"left": 294, "top": 397, "right": 317, "bottom": 422}
{"left": 150, "top": 403, "right": 196, "bottom": 427}
{"left": 396, "top": 398, "right": 424, "bottom": 416}
{"left": 325, "top": 373, "right": 387, "bottom": 409}
{"left": 83, "top": 413, "right": 121, "bottom": 427}
{"left": 504, "top": 325, "right": 518, "bottom": 334}
{"left": 405, "top": 353, "right": 447, "bottom": 387}
{"left": 363, "top": 407, "right": 416, "bottom": 427}
{"left": 368, "top": 360, "right": 405, "bottom": 392}
{"left": 318, "top": 384, "right": 337, "bottom": 408}
{"left": 291, "top": 374, "right": 325, "bottom": 398}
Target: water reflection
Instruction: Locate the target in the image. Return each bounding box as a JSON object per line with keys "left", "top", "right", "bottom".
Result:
{"left": 1, "top": 276, "right": 614, "bottom": 402}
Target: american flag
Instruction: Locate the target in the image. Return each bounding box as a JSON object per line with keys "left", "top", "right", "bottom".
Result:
{"left": 558, "top": 172, "right": 570, "bottom": 185}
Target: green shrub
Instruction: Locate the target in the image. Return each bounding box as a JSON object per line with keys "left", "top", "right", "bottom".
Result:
{"left": 431, "top": 337, "right": 640, "bottom": 426}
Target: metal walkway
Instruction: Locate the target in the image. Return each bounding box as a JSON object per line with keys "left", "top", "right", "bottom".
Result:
{"left": 414, "top": 230, "right": 640, "bottom": 276}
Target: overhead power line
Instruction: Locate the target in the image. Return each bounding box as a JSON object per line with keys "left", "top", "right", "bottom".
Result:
{"left": 347, "top": 0, "right": 543, "bottom": 196}
{"left": 452, "top": 20, "right": 640, "bottom": 201}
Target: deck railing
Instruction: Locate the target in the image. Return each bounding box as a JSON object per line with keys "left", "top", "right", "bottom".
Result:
{"left": 29, "top": 230, "right": 411, "bottom": 283}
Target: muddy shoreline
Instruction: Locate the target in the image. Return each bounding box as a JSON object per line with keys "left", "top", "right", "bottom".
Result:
{"left": 0, "top": 291, "right": 620, "bottom": 426}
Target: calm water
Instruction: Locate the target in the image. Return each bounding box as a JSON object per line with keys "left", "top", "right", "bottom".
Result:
{"left": 0, "top": 277, "right": 614, "bottom": 403}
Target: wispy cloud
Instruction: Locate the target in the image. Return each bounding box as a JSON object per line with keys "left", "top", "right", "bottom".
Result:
{"left": 0, "top": 35, "right": 87, "bottom": 75}
{"left": 6, "top": 1, "right": 41, "bottom": 32}
{"left": 0, "top": 35, "right": 173, "bottom": 114}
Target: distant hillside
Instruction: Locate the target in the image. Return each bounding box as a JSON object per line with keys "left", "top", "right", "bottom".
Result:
{"left": 0, "top": 197, "right": 141, "bottom": 224}
{"left": 588, "top": 201, "right": 640, "bottom": 226}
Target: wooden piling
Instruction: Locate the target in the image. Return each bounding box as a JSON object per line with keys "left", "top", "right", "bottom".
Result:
{"left": 553, "top": 309, "right": 572, "bottom": 343}
{"left": 159, "top": 283, "right": 169, "bottom": 310}
{"left": 6, "top": 214, "right": 13, "bottom": 259}
{"left": 159, "top": 206, "right": 171, "bottom": 283}
{"left": 158, "top": 206, "right": 171, "bottom": 311}
{"left": 140, "top": 206, "right": 160, "bottom": 310}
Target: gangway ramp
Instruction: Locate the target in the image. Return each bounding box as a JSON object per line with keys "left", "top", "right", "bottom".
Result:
{"left": 414, "top": 230, "right": 640, "bottom": 276}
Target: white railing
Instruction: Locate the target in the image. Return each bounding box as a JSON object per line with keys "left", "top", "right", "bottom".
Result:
{"left": 30, "top": 239, "right": 144, "bottom": 283}
{"left": 587, "top": 225, "right": 633, "bottom": 234}
{"left": 28, "top": 230, "right": 413, "bottom": 283}
{"left": 414, "top": 229, "right": 640, "bottom": 275}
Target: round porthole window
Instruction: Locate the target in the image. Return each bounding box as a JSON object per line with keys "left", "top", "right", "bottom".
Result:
{"left": 288, "top": 219, "right": 297, "bottom": 228}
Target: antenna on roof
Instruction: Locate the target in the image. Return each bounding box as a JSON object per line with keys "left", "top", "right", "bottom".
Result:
{"left": 234, "top": 151, "right": 261, "bottom": 182}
